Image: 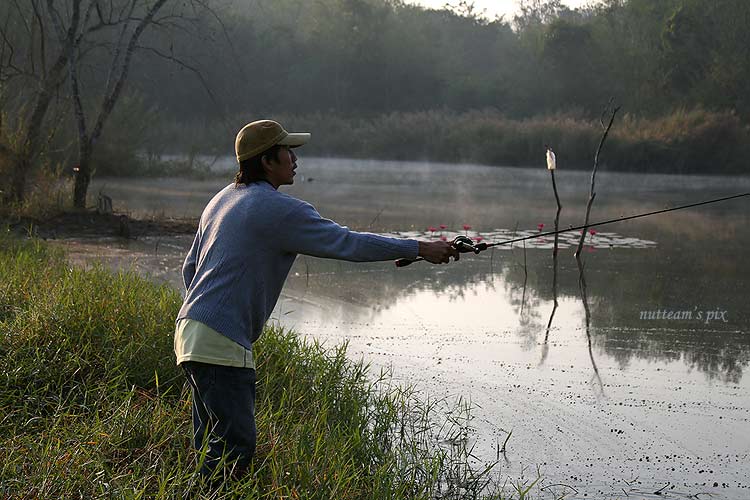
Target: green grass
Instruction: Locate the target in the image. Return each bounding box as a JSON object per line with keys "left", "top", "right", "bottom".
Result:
{"left": 0, "top": 233, "right": 535, "bottom": 499}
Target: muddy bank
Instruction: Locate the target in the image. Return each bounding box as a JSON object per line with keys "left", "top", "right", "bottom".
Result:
{"left": 2, "top": 210, "right": 197, "bottom": 241}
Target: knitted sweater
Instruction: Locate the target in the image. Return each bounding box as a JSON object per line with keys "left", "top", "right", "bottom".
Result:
{"left": 177, "top": 181, "right": 419, "bottom": 349}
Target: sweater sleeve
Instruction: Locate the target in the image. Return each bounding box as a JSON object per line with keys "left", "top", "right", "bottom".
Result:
{"left": 276, "top": 202, "right": 419, "bottom": 262}
{"left": 182, "top": 231, "right": 200, "bottom": 290}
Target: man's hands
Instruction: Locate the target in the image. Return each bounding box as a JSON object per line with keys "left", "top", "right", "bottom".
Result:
{"left": 418, "top": 240, "right": 460, "bottom": 264}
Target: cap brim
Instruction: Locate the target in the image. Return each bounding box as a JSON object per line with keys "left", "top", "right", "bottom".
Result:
{"left": 278, "top": 132, "right": 310, "bottom": 148}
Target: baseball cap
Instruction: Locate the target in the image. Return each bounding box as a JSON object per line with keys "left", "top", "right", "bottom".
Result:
{"left": 235, "top": 120, "right": 310, "bottom": 162}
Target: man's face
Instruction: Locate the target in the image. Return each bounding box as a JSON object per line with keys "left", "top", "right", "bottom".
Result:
{"left": 265, "top": 146, "right": 297, "bottom": 188}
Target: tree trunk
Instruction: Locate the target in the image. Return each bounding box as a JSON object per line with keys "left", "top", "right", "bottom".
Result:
{"left": 8, "top": 157, "right": 29, "bottom": 203}
{"left": 1, "top": 146, "right": 26, "bottom": 204}
{"left": 65, "top": 0, "right": 169, "bottom": 209}
{"left": 73, "top": 146, "right": 91, "bottom": 209}
{"left": 1, "top": 49, "right": 70, "bottom": 204}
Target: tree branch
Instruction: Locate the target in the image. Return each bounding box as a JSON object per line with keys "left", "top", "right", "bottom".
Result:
{"left": 89, "top": 0, "right": 169, "bottom": 148}
{"left": 59, "top": 1, "right": 89, "bottom": 150}
{"left": 134, "top": 44, "right": 221, "bottom": 110}
{"left": 574, "top": 103, "right": 620, "bottom": 259}
{"left": 31, "top": 0, "right": 47, "bottom": 80}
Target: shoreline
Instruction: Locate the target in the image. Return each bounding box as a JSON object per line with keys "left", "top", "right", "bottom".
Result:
{"left": 2, "top": 210, "right": 198, "bottom": 240}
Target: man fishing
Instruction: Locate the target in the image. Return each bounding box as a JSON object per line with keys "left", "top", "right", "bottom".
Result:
{"left": 174, "top": 119, "right": 458, "bottom": 481}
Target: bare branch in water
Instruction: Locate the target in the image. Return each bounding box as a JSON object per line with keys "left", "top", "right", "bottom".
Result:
{"left": 541, "top": 155, "right": 563, "bottom": 366}
{"left": 572, "top": 101, "right": 619, "bottom": 395}
{"left": 574, "top": 103, "right": 620, "bottom": 261}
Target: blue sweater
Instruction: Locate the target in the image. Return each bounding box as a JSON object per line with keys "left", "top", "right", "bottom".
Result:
{"left": 177, "top": 181, "right": 419, "bottom": 349}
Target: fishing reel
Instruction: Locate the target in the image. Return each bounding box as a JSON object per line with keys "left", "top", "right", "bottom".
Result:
{"left": 395, "top": 235, "right": 489, "bottom": 267}
{"left": 451, "top": 235, "right": 487, "bottom": 254}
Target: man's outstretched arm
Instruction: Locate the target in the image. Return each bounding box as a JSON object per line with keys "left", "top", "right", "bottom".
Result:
{"left": 276, "top": 202, "right": 457, "bottom": 263}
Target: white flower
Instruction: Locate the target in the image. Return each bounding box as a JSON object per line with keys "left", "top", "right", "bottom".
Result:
{"left": 546, "top": 147, "right": 556, "bottom": 170}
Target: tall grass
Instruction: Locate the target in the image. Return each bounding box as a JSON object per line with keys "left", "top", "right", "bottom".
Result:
{"left": 0, "top": 168, "right": 73, "bottom": 221}
{"left": 279, "top": 108, "right": 750, "bottom": 174}
{"left": 0, "top": 234, "right": 529, "bottom": 499}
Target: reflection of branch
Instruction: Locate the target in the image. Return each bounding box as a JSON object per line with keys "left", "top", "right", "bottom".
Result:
{"left": 507, "top": 221, "right": 529, "bottom": 316}
{"left": 540, "top": 300, "right": 556, "bottom": 366}
{"left": 577, "top": 264, "right": 604, "bottom": 395}
{"left": 519, "top": 239, "right": 528, "bottom": 316}
{"left": 573, "top": 102, "right": 618, "bottom": 395}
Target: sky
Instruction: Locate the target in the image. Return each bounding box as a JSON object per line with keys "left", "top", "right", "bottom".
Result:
{"left": 407, "top": 0, "right": 597, "bottom": 21}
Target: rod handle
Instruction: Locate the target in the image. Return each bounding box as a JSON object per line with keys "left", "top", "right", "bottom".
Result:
{"left": 395, "top": 257, "right": 422, "bottom": 267}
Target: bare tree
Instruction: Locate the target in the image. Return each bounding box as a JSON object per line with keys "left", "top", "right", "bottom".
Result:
{"left": 0, "top": 0, "right": 217, "bottom": 207}
{"left": 48, "top": 0, "right": 174, "bottom": 208}
{"left": 0, "top": 1, "right": 72, "bottom": 203}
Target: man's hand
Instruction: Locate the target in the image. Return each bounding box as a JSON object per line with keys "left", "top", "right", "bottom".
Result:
{"left": 418, "top": 240, "right": 460, "bottom": 264}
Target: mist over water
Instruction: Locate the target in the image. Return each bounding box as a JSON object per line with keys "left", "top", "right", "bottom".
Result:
{"left": 79, "top": 159, "right": 750, "bottom": 498}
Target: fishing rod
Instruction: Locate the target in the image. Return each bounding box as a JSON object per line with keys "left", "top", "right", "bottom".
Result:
{"left": 395, "top": 192, "right": 750, "bottom": 267}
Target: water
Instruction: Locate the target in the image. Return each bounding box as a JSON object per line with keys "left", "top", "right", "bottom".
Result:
{"left": 72, "top": 158, "right": 750, "bottom": 498}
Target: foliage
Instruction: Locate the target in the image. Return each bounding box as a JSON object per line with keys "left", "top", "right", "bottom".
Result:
{"left": 3, "top": 0, "right": 750, "bottom": 188}
{"left": 120, "top": 0, "right": 750, "bottom": 119}
{"left": 150, "top": 108, "right": 749, "bottom": 174}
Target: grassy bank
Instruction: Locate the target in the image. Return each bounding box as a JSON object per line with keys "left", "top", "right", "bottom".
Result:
{"left": 0, "top": 234, "right": 528, "bottom": 499}
{"left": 124, "top": 107, "right": 750, "bottom": 176}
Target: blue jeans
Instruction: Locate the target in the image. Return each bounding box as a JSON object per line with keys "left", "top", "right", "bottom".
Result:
{"left": 182, "top": 361, "right": 256, "bottom": 480}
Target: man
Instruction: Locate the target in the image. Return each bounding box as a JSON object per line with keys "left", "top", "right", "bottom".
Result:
{"left": 175, "top": 119, "right": 458, "bottom": 481}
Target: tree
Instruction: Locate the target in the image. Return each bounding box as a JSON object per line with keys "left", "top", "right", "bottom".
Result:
{"left": 0, "top": 1, "right": 72, "bottom": 204}
{"left": 662, "top": 0, "right": 750, "bottom": 117}
{"left": 5, "top": 0, "right": 224, "bottom": 209}
{"left": 47, "top": 0, "right": 180, "bottom": 208}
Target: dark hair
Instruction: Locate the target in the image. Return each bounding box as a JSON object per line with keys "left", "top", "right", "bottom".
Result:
{"left": 234, "top": 145, "right": 283, "bottom": 186}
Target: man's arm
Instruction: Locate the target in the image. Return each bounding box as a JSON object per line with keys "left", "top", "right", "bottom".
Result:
{"left": 182, "top": 231, "right": 200, "bottom": 290}
{"left": 276, "top": 202, "right": 456, "bottom": 263}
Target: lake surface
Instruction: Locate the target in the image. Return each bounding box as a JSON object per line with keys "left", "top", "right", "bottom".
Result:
{"left": 73, "top": 158, "right": 750, "bottom": 499}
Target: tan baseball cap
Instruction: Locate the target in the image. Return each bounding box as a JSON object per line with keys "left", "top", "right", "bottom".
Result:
{"left": 235, "top": 120, "right": 310, "bottom": 162}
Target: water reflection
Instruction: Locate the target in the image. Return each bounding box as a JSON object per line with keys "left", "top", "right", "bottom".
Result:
{"left": 61, "top": 219, "right": 750, "bottom": 384}
{"left": 275, "top": 237, "right": 750, "bottom": 384}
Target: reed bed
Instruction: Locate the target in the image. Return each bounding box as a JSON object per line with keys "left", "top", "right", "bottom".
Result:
{"left": 0, "top": 234, "right": 533, "bottom": 499}
{"left": 281, "top": 108, "right": 749, "bottom": 174}
{"left": 136, "top": 107, "right": 750, "bottom": 176}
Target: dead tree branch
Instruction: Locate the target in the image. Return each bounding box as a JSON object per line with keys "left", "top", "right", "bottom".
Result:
{"left": 541, "top": 160, "right": 562, "bottom": 365}
{"left": 574, "top": 103, "right": 620, "bottom": 260}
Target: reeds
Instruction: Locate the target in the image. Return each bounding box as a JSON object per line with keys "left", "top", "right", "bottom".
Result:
{"left": 138, "top": 107, "right": 750, "bottom": 176}
{"left": 0, "top": 234, "right": 521, "bottom": 499}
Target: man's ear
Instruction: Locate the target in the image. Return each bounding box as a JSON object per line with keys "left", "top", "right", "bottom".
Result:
{"left": 261, "top": 154, "right": 274, "bottom": 176}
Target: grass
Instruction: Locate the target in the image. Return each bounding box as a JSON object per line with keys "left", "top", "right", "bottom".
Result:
{"left": 0, "top": 233, "right": 539, "bottom": 499}
{"left": 0, "top": 168, "right": 73, "bottom": 221}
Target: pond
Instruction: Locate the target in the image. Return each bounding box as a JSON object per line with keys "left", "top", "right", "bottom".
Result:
{"left": 72, "top": 158, "right": 750, "bottom": 499}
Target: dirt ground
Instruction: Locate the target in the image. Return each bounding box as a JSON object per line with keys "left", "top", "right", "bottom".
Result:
{"left": 2, "top": 210, "right": 197, "bottom": 240}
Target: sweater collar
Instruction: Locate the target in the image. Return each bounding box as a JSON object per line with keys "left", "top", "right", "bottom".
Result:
{"left": 250, "top": 180, "right": 276, "bottom": 191}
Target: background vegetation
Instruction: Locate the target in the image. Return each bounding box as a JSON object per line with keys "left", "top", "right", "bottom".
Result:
{"left": 2, "top": 0, "right": 749, "bottom": 206}
{"left": 119, "top": 0, "right": 750, "bottom": 175}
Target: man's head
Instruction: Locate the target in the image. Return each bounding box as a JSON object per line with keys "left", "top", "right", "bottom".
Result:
{"left": 234, "top": 120, "right": 310, "bottom": 188}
